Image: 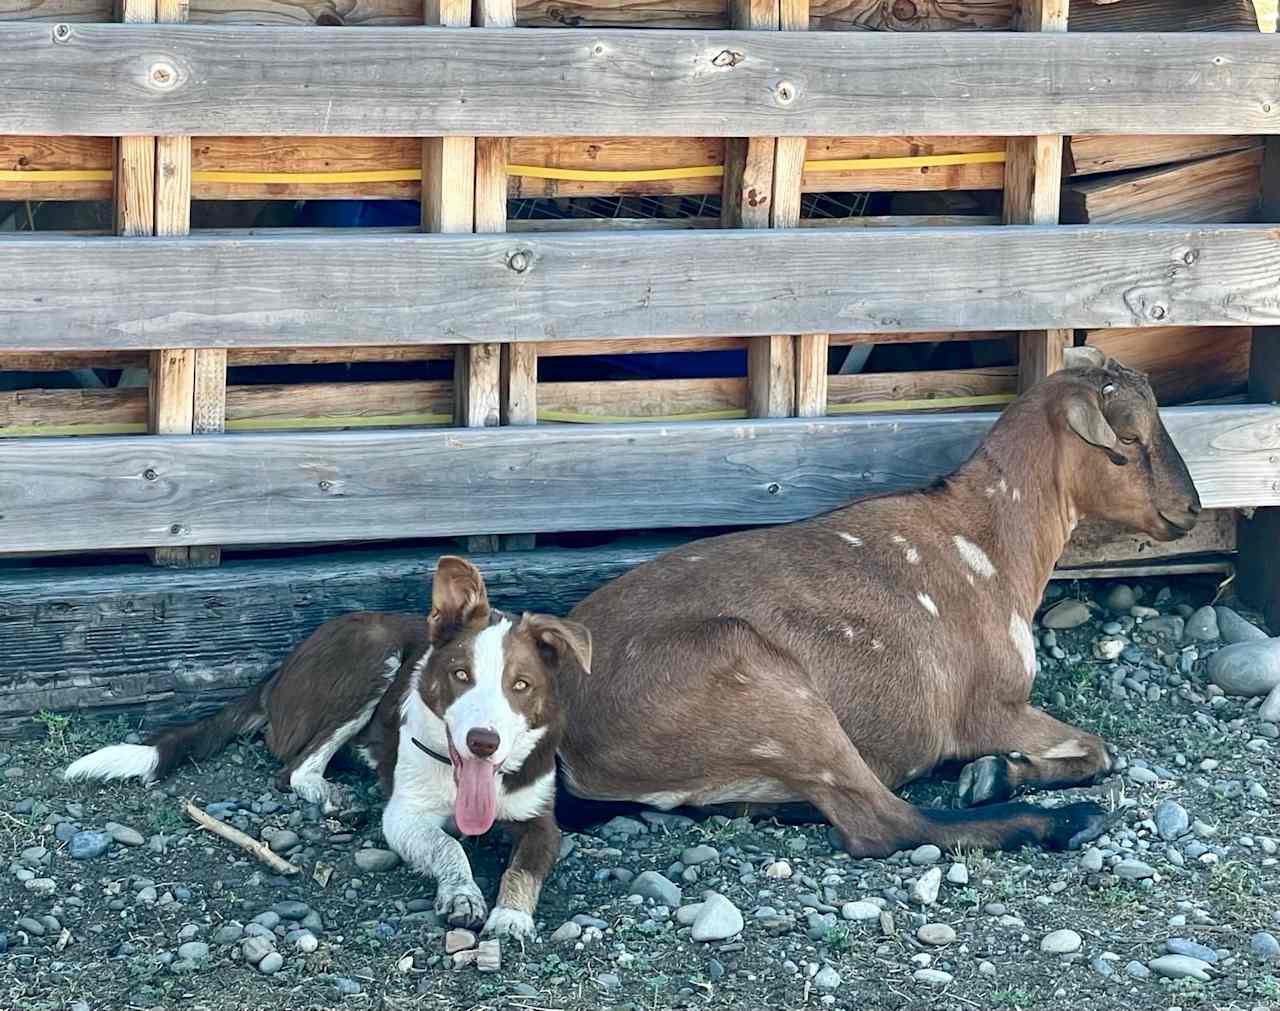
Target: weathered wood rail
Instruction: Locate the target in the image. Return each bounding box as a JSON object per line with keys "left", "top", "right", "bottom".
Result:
{"left": 2, "top": 28, "right": 1278, "bottom": 136}
{"left": 2, "top": 225, "right": 1278, "bottom": 348}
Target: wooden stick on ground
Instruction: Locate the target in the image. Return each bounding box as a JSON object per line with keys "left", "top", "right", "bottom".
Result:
{"left": 184, "top": 801, "right": 300, "bottom": 876}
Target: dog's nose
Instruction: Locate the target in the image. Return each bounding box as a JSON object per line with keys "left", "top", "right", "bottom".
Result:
{"left": 466, "top": 727, "right": 500, "bottom": 759}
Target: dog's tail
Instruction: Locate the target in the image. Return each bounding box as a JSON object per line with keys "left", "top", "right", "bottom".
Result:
{"left": 64, "top": 680, "right": 272, "bottom": 785}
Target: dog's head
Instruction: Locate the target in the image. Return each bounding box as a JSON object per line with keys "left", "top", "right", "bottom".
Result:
{"left": 414, "top": 556, "right": 591, "bottom": 835}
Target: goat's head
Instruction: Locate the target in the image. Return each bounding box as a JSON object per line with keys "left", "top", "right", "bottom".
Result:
{"left": 1048, "top": 347, "right": 1201, "bottom": 541}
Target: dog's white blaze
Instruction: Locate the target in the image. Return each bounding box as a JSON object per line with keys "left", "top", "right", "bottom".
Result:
{"left": 446, "top": 619, "right": 528, "bottom": 767}
{"left": 290, "top": 695, "right": 380, "bottom": 810}
{"left": 64, "top": 744, "right": 159, "bottom": 784}
{"left": 838, "top": 532, "right": 862, "bottom": 546}
{"left": 953, "top": 535, "right": 996, "bottom": 580}
{"left": 1009, "top": 612, "right": 1037, "bottom": 680}
{"left": 917, "top": 592, "right": 939, "bottom": 617}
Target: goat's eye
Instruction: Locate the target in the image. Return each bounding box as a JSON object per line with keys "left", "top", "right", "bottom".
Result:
{"left": 452, "top": 669, "right": 470, "bottom": 683}
{"left": 511, "top": 678, "right": 530, "bottom": 692}
{"left": 1119, "top": 435, "right": 1139, "bottom": 446}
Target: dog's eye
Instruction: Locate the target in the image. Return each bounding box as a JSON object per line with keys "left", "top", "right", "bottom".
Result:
{"left": 511, "top": 678, "right": 530, "bottom": 692}
{"left": 452, "top": 669, "right": 470, "bottom": 683}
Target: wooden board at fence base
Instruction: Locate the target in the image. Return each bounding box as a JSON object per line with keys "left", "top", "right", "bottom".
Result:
{"left": 0, "top": 405, "right": 1274, "bottom": 554}
{"left": 3, "top": 225, "right": 1278, "bottom": 349}
{"left": 1068, "top": 0, "right": 1259, "bottom": 31}
{"left": 0, "top": 526, "right": 1245, "bottom": 737}
{"left": 1059, "top": 509, "right": 1236, "bottom": 569}
{"left": 3, "top": 28, "right": 1279, "bottom": 137}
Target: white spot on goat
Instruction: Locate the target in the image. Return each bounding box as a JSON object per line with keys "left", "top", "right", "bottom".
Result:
{"left": 953, "top": 535, "right": 996, "bottom": 580}
{"left": 1009, "top": 612, "right": 1037, "bottom": 680}
{"left": 891, "top": 533, "right": 920, "bottom": 564}
{"left": 1011, "top": 488, "right": 1022, "bottom": 503}
{"left": 998, "top": 478, "right": 1008, "bottom": 494}
{"left": 916, "top": 592, "right": 939, "bottom": 617}
{"left": 984, "top": 485, "right": 997, "bottom": 498}
{"left": 838, "top": 532, "right": 863, "bottom": 547}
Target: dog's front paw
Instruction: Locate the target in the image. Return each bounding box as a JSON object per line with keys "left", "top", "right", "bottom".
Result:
{"left": 436, "top": 885, "right": 487, "bottom": 929}
{"left": 483, "top": 906, "right": 537, "bottom": 943}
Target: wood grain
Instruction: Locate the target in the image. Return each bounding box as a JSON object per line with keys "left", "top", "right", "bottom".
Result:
{"left": 809, "top": 0, "right": 1013, "bottom": 31}
{"left": 827, "top": 366, "right": 1016, "bottom": 410}
{"left": 0, "top": 538, "right": 680, "bottom": 736}
{"left": 3, "top": 28, "right": 1278, "bottom": 136}
{"left": 1060, "top": 508, "right": 1236, "bottom": 568}
{"left": 1085, "top": 326, "right": 1251, "bottom": 404}
{"left": 1062, "top": 147, "right": 1264, "bottom": 225}
{"left": 1064, "top": 135, "right": 1259, "bottom": 179}
{"left": 3, "top": 225, "right": 1277, "bottom": 349}
{"left": 0, "top": 405, "right": 1274, "bottom": 553}
{"left": 1069, "top": 0, "right": 1259, "bottom": 31}
{"left": 1238, "top": 135, "right": 1280, "bottom": 631}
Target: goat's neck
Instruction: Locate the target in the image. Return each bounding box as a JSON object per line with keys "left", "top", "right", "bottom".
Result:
{"left": 947, "top": 428, "right": 1077, "bottom": 616}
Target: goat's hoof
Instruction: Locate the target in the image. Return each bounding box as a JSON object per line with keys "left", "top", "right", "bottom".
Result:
{"left": 957, "top": 756, "right": 1012, "bottom": 808}
{"left": 1053, "top": 801, "right": 1123, "bottom": 851}
{"left": 483, "top": 906, "right": 537, "bottom": 943}
{"left": 437, "top": 887, "right": 487, "bottom": 929}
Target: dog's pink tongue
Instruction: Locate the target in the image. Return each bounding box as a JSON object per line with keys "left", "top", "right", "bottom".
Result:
{"left": 454, "top": 757, "right": 499, "bottom": 836}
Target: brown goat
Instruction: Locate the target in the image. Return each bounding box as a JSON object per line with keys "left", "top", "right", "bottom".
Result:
{"left": 554, "top": 351, "right": 1201, "bottom": 856}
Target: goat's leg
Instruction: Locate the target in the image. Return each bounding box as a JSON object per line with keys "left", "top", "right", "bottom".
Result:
{"left": 955, "top": 705, "right": 1113, "bottom": 808}
{"left": 753, "top": 699, "right": 1115, "bottom": 857}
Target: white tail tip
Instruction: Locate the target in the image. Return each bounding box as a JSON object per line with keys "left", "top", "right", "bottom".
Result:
{"left": 64, "top": 744, "right": 159, "bottom": 784}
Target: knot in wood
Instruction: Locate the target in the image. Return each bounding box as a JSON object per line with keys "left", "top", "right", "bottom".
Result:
{"left": 143, "top": 468, "right": 158, "bottom": 481}
{"left": 712, "top": 49, "right": 744, "bottom": 68}
{"left": 1182, "top": 249, "right": 1198, "bottom": 266}
{"left": 169, "top": 523, "right": 186, "bottom": 536}
{"left": 506, "top": 249, "right": 532, "bottom": 273}
{"left": 767, "top": 482, "right": 781, "bottom": 495}
{"left": 52, "top": 23, "right": 72, "bottom": 42}
{"left": 148, "top": 61, "right": 178, "bottom": 90}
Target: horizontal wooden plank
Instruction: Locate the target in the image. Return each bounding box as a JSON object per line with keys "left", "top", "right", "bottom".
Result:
{"left": 1062, "top": 148, "right": 1263, "bottom": 225}
{"left": 0, "top": 529, "right": 1234, "bottom": 736}
{"left": 1068, "top": 0, "right": 1260, "bottom": 32}
{"left": 1060, "top": 508, "right": 1237, "bottom": 569}
{"left": 801, "top": 136, "right": 1005, "bottom": 194}
{"left": 1084, "top": 326, "right": 1251, "bottom": 404}
{"left": 2, "top": 225, "right": 1277, "bottom": 349}
{"left": 0, "top": 405, "right": 1273, "bottom": 553}
{"left": 809, "top": 0, "right": 1012, "bottom": 31}
{"left": 1064, "top": 135, "right": 1260, "bottom": 179}
{"left": 2, "top": 28, "right": 1278, "bottom": 136}
{"left": 827, "top": 366, "right": 1015, "bottom": 411}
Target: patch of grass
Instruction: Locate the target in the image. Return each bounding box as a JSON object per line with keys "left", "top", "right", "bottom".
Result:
{"left": 148, "top": 805, "right": 186, "bottom": 836}
{"left": 822, "top": 925, "right": 850, "bottom": 952}
{"left": 33, "top": 710, "right": 72, "bottom": 756}
{"left": 1208, "top": 859, "right": 1265, "bottom": 920}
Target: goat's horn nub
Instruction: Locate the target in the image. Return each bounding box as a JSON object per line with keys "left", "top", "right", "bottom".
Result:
{"left": 1063, "top": 345, "right": 1107, "bottom": 370}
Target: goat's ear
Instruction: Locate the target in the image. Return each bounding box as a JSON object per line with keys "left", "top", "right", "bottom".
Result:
{"left": 519, "top": 613, "right": 593, "bottom": 675}
{"left": 1064, "top": 393, "right": 1120, "bottom": 453}
{"left": 1063, "top": 345, "right": 1107, "bottom": 370}
{"left": 429, "top": 556, "right": 490, "bottom": 642}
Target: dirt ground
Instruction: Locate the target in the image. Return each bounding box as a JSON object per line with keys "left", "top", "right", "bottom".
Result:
{"left": 1, "top": 575, "right": 1278, "bottom": 1011}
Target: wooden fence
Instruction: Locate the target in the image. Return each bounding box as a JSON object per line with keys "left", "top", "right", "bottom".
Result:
{"left": 0, "top": 0, "right": 1277, "bottom": 731}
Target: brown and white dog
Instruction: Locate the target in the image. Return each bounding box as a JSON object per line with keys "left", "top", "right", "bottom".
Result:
{"left": 65, "top": 557, "right": 591, "bottom": 939}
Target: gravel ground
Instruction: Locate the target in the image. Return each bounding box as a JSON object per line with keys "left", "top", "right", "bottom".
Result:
{"left": 2, "top": 576, "right": 1279, "bottom": 1011}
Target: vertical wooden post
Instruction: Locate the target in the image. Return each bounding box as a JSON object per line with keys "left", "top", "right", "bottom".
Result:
{"left": 1237, "top": 135, "right": 1280, "bottom": 631}
{"left": 1004, "top": 0, "right": 1070, "bottom": 393}
{"left": 472, "top": 0, "right": 535, "bottom": 551}
{"left": 774, "top": 0, "right": 827, "bottom": 418}
{"left": 153, "top": 0, "right": 224, "bottom": 568}
{"left": 725, "top": 0, "right": 794, "bottom": 418}
{"left": 425, "top": 0, "right": 497, "bottom": 553}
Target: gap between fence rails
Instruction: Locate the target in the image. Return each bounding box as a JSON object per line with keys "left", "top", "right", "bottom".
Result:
{"left": 0, "top": 151, "right": 1008, "bottom": 186}
{"left": 0, "top": 394, "right": 1020, "bottom": 438}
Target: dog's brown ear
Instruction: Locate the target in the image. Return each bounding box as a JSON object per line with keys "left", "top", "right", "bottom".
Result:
{"left": 429, "top": 556, "right": 490, "bottom": 643}
{"left": 520, "top": 614, "right": 592, "bottom": 675}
